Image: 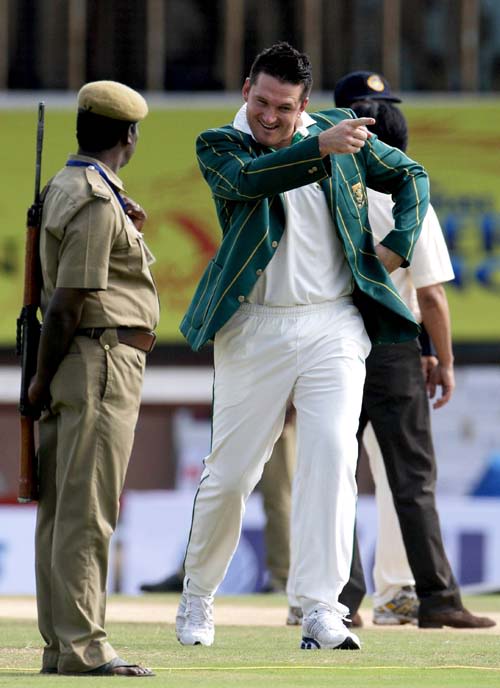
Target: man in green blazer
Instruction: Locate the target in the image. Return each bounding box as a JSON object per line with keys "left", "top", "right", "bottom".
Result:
{"left": 176, "top": 42, "right": 429, "bottom": 651}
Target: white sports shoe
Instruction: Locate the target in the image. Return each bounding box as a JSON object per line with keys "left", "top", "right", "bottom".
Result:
{"left": 373, "top": 585, "right": 419, "bottom": 625}
{"left": 301, "top": 604, "right": 361, "bottom": 650}
{"left": 176, "top": 591, "right": 215, "bottom": 646}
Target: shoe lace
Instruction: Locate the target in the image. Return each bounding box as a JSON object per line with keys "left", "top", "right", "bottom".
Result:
{"left": 187, "top": 595, "right": 213, "bottom": 626}
{"left": 311, "top": 606, "right": 350, "bottom": 632}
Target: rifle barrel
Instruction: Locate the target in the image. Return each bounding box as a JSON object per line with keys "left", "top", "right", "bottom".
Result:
{"left": 34, "top": 102, "right": 45, "bottom": 205}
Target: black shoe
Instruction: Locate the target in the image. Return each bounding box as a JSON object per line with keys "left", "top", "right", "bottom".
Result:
{"left": 419, "top": 607, "right": 496, "bottom": 629}
{"left": 140, "top": 572, "right": 183, "bottom": 593}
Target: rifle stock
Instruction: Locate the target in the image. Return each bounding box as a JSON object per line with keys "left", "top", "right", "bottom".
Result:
{"left": 16, "top": 102, "right": 45, "bottom": 503}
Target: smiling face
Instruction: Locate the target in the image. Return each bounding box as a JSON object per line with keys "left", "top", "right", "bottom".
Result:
{"left": 242, "top": 72, "right": 309, "bottom": 149}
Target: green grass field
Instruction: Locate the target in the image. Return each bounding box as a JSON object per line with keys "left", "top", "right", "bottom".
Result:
{"left": 1, "top": 594, "right": 500, "bottom": 687}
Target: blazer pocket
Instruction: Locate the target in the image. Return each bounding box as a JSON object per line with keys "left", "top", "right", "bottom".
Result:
{"left": 191, "top": 259, "right": 223, "bottom": 330}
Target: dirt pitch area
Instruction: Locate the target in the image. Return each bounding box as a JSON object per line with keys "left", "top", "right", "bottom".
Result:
{"left": 1, "top": 596, "right": 500, "bottom": 633}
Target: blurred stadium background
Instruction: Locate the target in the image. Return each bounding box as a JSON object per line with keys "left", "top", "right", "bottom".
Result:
{"left": 0, "top": 0, "right": 500, "bottom": 597}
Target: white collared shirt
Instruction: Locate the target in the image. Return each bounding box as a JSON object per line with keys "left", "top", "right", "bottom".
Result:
{"left": 233, "top": 105, "right": 352, "bottom": 306}
{"left": 367, "top": 188, "right": 454, "bottom": 322}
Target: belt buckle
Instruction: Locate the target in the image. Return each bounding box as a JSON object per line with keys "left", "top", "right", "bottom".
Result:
{"left": 146, "top": 332, "right": 157, "bottom": 353}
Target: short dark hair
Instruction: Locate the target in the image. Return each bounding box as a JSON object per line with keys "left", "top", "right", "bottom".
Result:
{"left": 350, "top": 100, "right": 408, "bottom": 152}
{"left": 76, "top": 109, "right": 136, "bottom": 153}
{"left": 248, "top": 42, "right": 313, "bottom": 99}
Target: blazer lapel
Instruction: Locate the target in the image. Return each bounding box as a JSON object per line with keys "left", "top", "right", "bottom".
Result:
{"left": 319, "top": 161, "right": 337, "bottom": 221}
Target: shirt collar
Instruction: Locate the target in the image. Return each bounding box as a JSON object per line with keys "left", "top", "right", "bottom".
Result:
{"left": 68, "top": 154, "right": 125, "bottom": 191}
{"left": 233, "top": 103, "right": 316, "bottom": 143}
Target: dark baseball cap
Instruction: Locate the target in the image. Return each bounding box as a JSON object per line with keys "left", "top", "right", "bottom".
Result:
{"left": 334, "top": 71, "right": 402, "bottom": 108}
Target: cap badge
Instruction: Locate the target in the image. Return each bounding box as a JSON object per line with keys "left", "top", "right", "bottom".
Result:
{"left": 366, "top": 74, "right": 385, "bottom": 92}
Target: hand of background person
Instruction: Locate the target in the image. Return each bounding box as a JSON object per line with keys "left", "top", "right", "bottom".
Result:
{"left": 123, "top": 196, "right": 147, "bottom": 232}
{"left": 426, "top": 362, "right": 455, "bottom": 409}
{"left": 318, "top": 117, "right": 375, "bottom": 156}
{"left": 374, "top": 243, "right": 403, "bottom": 273}
{"left": 420, "top": 354, "right": 439, "bottom": 382}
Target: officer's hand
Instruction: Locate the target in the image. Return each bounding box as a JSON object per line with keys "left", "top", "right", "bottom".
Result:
{"left": 123, "top": 196, "right": 147, "bottom": 232}
{"left": 318, "top": 118, "right": 375, "bottom": 156}
{"left": 28, "top": 375, "right": 50, "bottom": 416}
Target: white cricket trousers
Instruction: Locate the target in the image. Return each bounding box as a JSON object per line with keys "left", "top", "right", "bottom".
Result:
{"left": 183, "top": 298, "right": 371, "bottom": 614}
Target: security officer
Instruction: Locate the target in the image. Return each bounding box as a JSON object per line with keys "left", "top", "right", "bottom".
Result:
{"left": 28, "top": 81, "right": 158, "bottom": 676}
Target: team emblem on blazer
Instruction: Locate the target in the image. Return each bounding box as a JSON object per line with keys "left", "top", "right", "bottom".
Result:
{"left": 351, "top": 181, "right": 367, "bottom": 209}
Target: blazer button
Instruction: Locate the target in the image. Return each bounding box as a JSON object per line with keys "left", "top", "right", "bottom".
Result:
{"left": 238, "top": 295, "right": 245, "bottom": 303}
{"left": 256, "top": 268, "right": 263, "bottom": 275}
{"left": 308, "top": 166, "right": 318, "bottom": 174}
{"left": 271, "top": 240, "right": 278, "bottom": 248}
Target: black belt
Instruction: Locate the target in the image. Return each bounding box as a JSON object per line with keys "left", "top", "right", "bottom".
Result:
{"left": 76, "top": 327, "right": 156, "bottom": 353}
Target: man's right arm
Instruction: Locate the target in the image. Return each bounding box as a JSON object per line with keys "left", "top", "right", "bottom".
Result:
{"left": 196, "top": 128, "right": 330, "bottom": 201}
{"left": 28, "top": 287, "right": 87, "bottom": 409}
{"left": 317, "top": 117, "right": 374, "bottom": 156}
{"left": 29, "top": 194, "right": 115, "bottom": 409}
{"left": 197, "top": 117, "right": 376, "bottom": 202}
{"left": 416, "top": 283, "right": 455, "bottom": 409}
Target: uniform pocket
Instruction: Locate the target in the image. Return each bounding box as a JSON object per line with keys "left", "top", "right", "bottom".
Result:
{"left": 50, "top": 338, "right": 108, "bottom": 410}
{"left": 124, "top": 217, "right": 145, "bottom": 271}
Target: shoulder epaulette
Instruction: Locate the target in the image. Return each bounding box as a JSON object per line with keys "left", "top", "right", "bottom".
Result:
{"left": 84, "top": 167, "right": 112, "bottom": 201}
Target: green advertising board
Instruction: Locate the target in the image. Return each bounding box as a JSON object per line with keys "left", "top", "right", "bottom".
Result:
{"left": 1, "top": 99, "right": 499, "bottom": 345}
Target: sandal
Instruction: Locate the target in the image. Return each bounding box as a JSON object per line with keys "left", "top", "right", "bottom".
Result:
{"left": 61, "top": 656, "right": 154, "bottom": 677}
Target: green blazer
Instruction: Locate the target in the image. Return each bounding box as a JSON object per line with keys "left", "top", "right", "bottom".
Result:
{"left": 180, "top": 108, "right": 429, "bottom": 351}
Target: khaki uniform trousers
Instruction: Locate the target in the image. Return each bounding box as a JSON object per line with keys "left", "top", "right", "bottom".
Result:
{"left": 35, "top": 331, "right": 145, "bottom": 673}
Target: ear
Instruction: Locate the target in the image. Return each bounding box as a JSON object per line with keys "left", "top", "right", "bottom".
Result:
{"left": 242, "top": 78, "right": 251, "bottom": 102}
{"left": 127, "top": 123, "right": 137, "bottom": 145}
{"left": 299, "top": 97, "right": 309, "bottom": 115}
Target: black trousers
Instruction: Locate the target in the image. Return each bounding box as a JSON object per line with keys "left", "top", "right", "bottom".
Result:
{"left": 339, "top": 340, "right": 462, "bottom": 617}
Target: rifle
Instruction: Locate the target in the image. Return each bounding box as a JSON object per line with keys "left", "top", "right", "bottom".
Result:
{"left": 15, "top": 102, "right": 45, "bottom": 503}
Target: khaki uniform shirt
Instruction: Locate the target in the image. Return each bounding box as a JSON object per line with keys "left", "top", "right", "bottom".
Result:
{"left": 40, "top": 154, "right": 159, "bottom": 330}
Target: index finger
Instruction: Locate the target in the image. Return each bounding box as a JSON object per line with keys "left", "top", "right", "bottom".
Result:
{"left": 351, "top": 117, "right": 376, "bottom": 127}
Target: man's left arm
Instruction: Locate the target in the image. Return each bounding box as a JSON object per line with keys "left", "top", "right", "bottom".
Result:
{"left": 364, "top": 137, "right": 430, "bottom": 268}
{"left": 417, "top": 283, "right": 455, "bottom": 409}
{"left": 374, "top": 242, "right": 404, "bottom": 273}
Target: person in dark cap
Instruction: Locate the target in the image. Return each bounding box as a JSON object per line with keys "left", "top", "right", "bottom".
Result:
{"left": 334, "top": 70, "right": 402, "bottom": 108}
{"left": 331, "top": 73, "right": 495, "bottom": 630}
{"left": 28, "top": 80, "right": 158, "bottom": 676}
